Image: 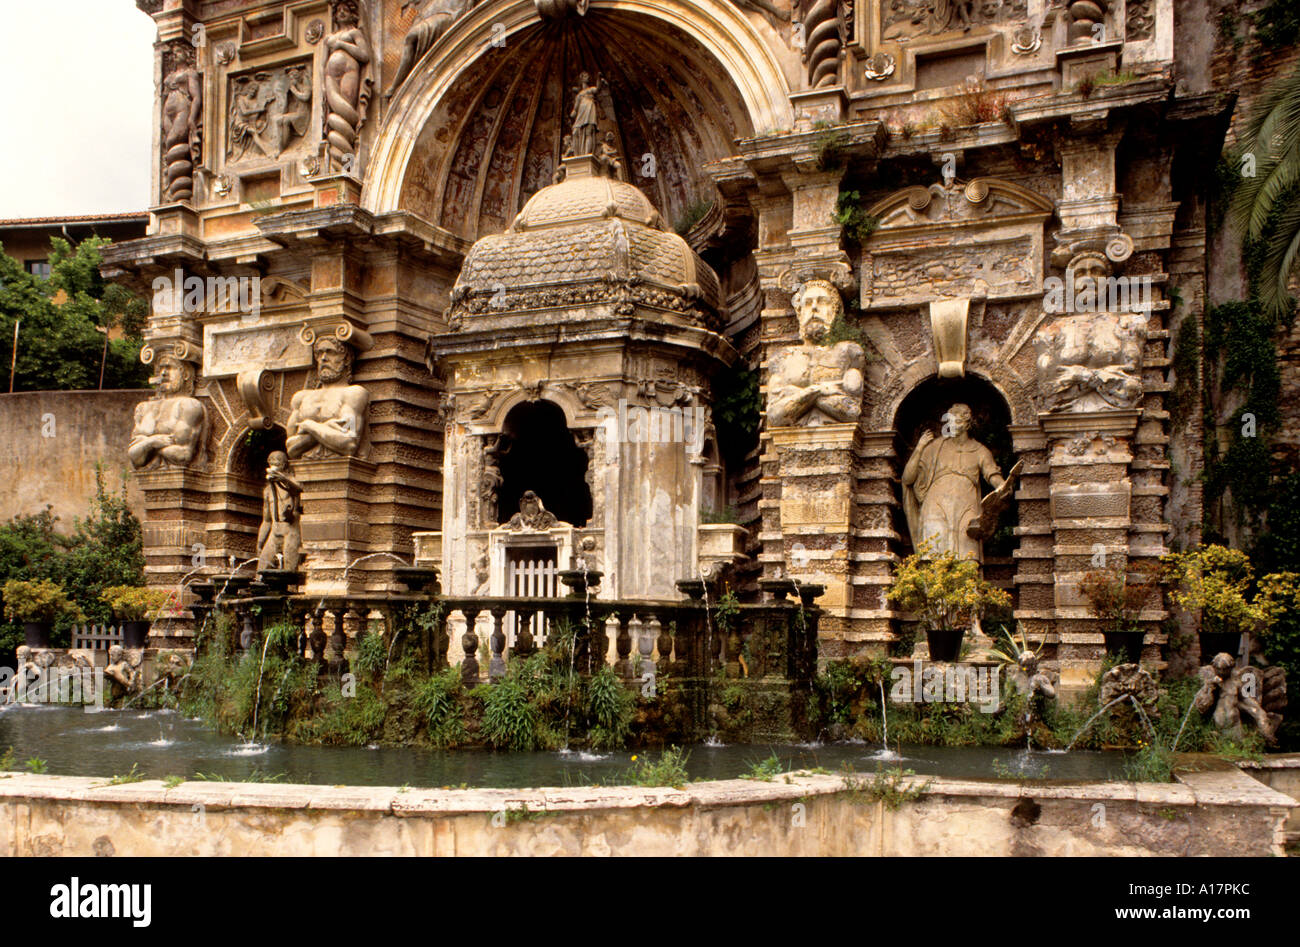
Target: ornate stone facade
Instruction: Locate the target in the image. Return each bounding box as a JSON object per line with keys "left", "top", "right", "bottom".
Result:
{"left": 106, "top": 0, "right": 1212, "bottom": 692}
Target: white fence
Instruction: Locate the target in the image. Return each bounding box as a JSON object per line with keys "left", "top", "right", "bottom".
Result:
{"left": 70, "top": 624, "right": 123, "bottom": 651}
{"left": 506, "top": 553, "right": 559, "bottom": 647}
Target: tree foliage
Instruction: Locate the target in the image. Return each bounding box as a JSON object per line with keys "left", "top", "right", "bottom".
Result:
{"left": 0, "top": 237, "right": 149, "bottom": 391}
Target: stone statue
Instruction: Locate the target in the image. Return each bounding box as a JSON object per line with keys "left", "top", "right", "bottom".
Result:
{"left": 161, "top": 42, "right": 202, "bottom": 202}
{"left": 507, "top": 490, "right": 559, "bottom": 530}
{"left": 472, "top": 553, "right": 490, "bottom": 594}
{"left": 569, "top": 73, "right": 606, "bottom": 157}
{"left": 1035, "top": 311, "right": 1147, "bottom": 413}
{"left": 480, "top": 465, "right": 503, "bottom": 528}
{"left": 387, "top": 0, "right": 476, "bottom": 98}
{"left": 1099, "top": 661, "right": 1162, "bottom": 716}
{"left": 129, "top": 354, "right": 206, "bottom": 469}
{"left": 256, "top": 451, "right": 304, "bottom": 571}
{"left": 323, "top": 0, "right": 373, "bottom": 174}
{"left": 767, "top": 280, "right": 865, "bottom": 427}
{"left": 104, "top": 645, "right": 142, "bottom": 701}
{"left": 1193, "top": 653, "right": 1286, "bottom": 744}
{"left": 596, "top": 132, "right": 624, "bottom": 181}
{"left": 902, "top": 404, "right": 1006, "bottom": 563}
{"left": 286, "top": 338, "right": 370, "bottom": 458}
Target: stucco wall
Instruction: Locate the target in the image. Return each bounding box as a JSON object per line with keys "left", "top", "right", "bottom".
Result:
{"left": 0, "top": 390, "right": 147, "bottom": 528}
{"left": 0, "top": 766, "right": 1292, "bottom": 857}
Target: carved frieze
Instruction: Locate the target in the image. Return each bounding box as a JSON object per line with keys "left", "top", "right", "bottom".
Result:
{"left": 859, "top": 178, "right": 1053, "bottom": 308}
{"left": 1126, "top": 0, "right": 1154, "bottom": 41}
{"left": 881, "top": 0, "right": 1028, "bottom": 40}
{"left": 227, "top": 61, "right": 313, "bottom": 162}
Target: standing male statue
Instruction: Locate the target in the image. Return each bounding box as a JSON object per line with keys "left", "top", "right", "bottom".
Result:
{"left": 129, "top": 354, "right": 206, "bottom": 468}
{"left": 901, "top": 403, "right": 1008, "bottom": 563}
{"left": 257, "top": 451, "right": 303, "bottom": 571}
{"left": 286, "top": 337, "right": 370, "bottom": 458}
{"left": 767, "top": 279, "right": 865, "bottom": 427}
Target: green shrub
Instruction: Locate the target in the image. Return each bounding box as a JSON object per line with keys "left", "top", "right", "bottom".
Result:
{"left": 478, "top": 678, "right": 548, "bottom": 751}
{"left": 624, "top": 746, "right": 691, "bottom": 788}
{"left": 412, "top": 668, "right": 467, "bottom": 749}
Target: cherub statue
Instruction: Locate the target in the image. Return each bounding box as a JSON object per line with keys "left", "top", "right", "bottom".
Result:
{"left": 104, "top": 645, "right": 142, "bottom": 702}
{"left": 256, "top": 451, "right": 304, "bottom": 571}
{"left": 1193, "top": 652, "right": 1286, "bottom": 744}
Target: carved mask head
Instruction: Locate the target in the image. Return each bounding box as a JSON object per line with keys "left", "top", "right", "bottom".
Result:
{"left": 520, "top": 491, "right": 541, "bottom": 516}
{"left": 156, "top": 354, "right": 193, "bottom": 396}
{"left": 314, "top": 338, "right": 352, "bottom": 385}
{"left": 793, "top": 279, "right": 843, "bottom": 343}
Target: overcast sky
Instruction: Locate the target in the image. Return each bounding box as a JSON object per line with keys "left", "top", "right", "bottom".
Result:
{"left": 0, "top": 0, "right": 155, "bottom": 218}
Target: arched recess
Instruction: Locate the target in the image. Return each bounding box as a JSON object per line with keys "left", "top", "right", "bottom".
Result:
{"left": 891, "top": 373, "right": 1018, "bottom": 562}
{"left": 363, "top": 0, "right": 793, "bottom": 241}
{"left": 497, "top": 399, "right": 592, "bottom": 527}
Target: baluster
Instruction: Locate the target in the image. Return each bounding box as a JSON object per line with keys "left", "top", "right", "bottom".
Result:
{"left": 489, "top": 606, "right": 507, "bottom": 682}
{"left": 590, "top": 611, "right": 610, "bottom": 671}
{"left": 461, "top": 607, "right": 482, "bottom": 685}
{"left": 613, "top": 615, "right": 631, "bottom": 678}
{"left": 655, "top": 616, "right": 674, "bottom": 669}
{"left": 514, "top": 604, "right": 535, "bottom": 657}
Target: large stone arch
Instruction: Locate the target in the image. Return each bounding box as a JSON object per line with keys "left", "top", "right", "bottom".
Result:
{"left": 363, "top": 0, "right": 794, "bottom": 237}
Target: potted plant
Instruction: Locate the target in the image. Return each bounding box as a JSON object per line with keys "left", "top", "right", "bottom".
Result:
{"left": 1161, "top": 545, "right": 1296, "bottom": 659}
{"left": 1079, "top": 561, "right": 1158, "bottom": 663}
{"left": 3, "top": 579, "right": 85, "bottom": 648}
{"left": 887, "top": 543, "right": 1011, "bottom": 662}
{"left": 100, "top": 586, "right": 177, "bottom": 648}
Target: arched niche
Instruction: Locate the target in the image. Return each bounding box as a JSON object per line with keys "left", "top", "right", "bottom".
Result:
{"left": 365, "top": 1, "right": 791, "bottom": 242}
{"left": 891, "top": 373, "right": 1018, "bottom": 560}
{"left": 497, "top": 399, "right": 592, "bottom": 527}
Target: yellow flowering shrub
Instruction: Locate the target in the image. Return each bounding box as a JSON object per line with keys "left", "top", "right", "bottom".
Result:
{"left": 887, "top": 541, "right": 1011, "bottom": 631}
{"left": 1162, "top": 544, "right": 1299, "bottom": 636}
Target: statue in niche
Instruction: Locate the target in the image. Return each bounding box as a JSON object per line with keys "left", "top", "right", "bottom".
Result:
{"left": 479, "top": 436, "right": 506, "bottom": 527}
{"left": 1194, "top": 653, "right": 1286, "bottom": 744}
{"left": 387, "top": 0, "right": 477, "bottom": 98}
{"left": 161, "top": 42, "right": 202, "bottom": 202}
{"left": 507, "top": 490, "right": 559, "bottom": 531}
{"left": 286, "top": 337, "right": 370, "bottom": 458}
{"left": 569, "top": 73, "right": 607, "bottom": 157}
{"left": 767, "top": 279, "right": 865, "bottom": 427}
{"left": 129, "top": 354, "right": 206, "bottom": 469}
{"left": 323, "top": 0, "right": 373, "bottom": 174}
{"left": 472, "top": 553, "right": 490, "bottom": 594}
{"left": 901, "top": 403, "right": 1008, "bottom": 563}
{"left": 257, "top": 451, "right": 303, "bottom": 572}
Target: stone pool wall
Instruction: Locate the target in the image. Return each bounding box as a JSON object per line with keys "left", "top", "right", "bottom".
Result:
{"left": 1, "top": 765, "right": 1293, "bottom": 857}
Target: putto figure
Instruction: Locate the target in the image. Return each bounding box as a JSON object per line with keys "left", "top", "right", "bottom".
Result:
{"left": 902, "top": 403, "right": 1006, "bottom": 563}
{"left": 767, "top": 279, "right": 865, "bottom": 427}
{"left": 129, "top": 354, "right": 206, "bottom": 469}
{"left": 257, "top": 451, "right": 304, "bottom": 571}
{"left": 286, "top": 338, "right": 370, "bottom": 458}
{"left": 1194, "top": 652, "right": 1286, "bottom": 744}
{"left": 323, "top": 0, "right": 373, "bottom": 173}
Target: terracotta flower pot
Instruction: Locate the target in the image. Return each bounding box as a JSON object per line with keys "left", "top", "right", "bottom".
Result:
{"left": 1199, "top": 631, "right": 1241, "bottom": 660}
{"left": 121, "top": 620, "right": 150, "bottom": 649}
{"left": 1102, "top": 630, "right": 1145, "bottom": 664}
{"left": 926, "top": 628, "right": 965, "bottom": 662}
{"left": 22, "top": 621, "right": 51, "bottom": 648}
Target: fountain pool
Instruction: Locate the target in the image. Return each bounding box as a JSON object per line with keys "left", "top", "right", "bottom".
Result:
{"left": 0, "top": 705, "right": 1130, "bottom": 787}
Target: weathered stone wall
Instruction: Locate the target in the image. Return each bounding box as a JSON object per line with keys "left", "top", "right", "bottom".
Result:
{"left": 0, "top": 390, "right": 148, "bottom": 527}
{"left": 0, "top": 766, "right": 1292, "bottom": 857}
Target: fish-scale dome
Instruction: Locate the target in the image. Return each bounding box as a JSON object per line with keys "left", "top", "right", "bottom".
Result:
{"left": 449, "top": 155, "right": 722, "bottom": 329}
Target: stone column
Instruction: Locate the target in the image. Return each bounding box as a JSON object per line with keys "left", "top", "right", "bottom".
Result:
{"left": 855, "top": 431, "right": 902, "bottom": 653}
{"left": 770, "top": 423, "right": 858, "bottom": 658}
{"left": 1040, "top": 409, "right": 1162, "bottom": 698}
{"left": 136, "top": 466, "right": 212, "bottom": 647}
{"left": 293, "top": 456, "right": 377, "bottom": 596}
